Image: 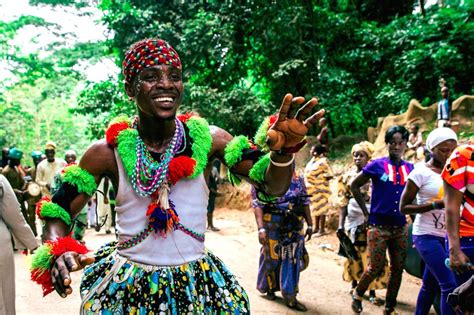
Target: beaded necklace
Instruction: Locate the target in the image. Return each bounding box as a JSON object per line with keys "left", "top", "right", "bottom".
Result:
{"left": 130, "top": 118, "right": 184, "bottom": 197}
{"left": 105, "top": 113, "right": 212, "bottom": 243}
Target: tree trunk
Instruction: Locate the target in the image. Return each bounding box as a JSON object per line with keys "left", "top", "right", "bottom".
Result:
{"left": 419, "top": 0, "right": 426, "bottom": 17}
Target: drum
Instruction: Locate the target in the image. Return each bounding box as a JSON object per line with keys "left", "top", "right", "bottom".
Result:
{"left": 26, "top": 182, "right": 41, "bottom": 197}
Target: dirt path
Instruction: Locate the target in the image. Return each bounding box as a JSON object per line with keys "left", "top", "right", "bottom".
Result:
{"left": 15, "top": 208, "right": 424, "bottom": 314}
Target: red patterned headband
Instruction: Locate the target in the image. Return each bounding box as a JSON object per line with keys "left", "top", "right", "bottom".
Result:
{"left": 122, "top": 38, "right": 182, "bottom": 84}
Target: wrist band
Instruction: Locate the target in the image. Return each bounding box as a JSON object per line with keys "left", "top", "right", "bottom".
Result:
{"left": 270, "top": 154, "right": 295, "bottom": 167}
{"left": 258, "top": 228, "right": 266, "bottom": 233}
{"left": 30, "top": 237, "right": 89, "bottom": 296}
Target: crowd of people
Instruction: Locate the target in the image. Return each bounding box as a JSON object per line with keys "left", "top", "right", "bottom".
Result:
{"left": 0, "top": 38, "right": 472, "bottom": 315}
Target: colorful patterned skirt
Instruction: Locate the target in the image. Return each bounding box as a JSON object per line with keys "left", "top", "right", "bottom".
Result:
{"left": 80, "top": 242, "right": 249, "bottom": 314}
{"left": 257, "top": 212, "right": 309, "bottom": 301}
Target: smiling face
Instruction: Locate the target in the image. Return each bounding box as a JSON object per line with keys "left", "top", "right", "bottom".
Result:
{"left": 126, "top": 65, "right": 183, "bottom": 120}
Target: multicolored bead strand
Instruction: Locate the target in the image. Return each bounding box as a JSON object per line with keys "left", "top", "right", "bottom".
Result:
{"left": 117, "top": 225, "right": 155, "bottom": 250}
{"left": 176, "top": 223, "right": 205, "bottom": 242}
{"left": 130, "top": 118, "right": 184, "bottom": 197}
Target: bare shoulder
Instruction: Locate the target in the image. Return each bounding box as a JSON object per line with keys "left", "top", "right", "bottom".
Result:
{"left": 209, "top": 125, "right": 233, "bottom": 158}
{"left": 79, "top": 139, "right": 118, "bottom": 180}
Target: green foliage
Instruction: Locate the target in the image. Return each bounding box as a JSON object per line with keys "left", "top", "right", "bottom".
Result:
{"left": 84, "top": 1, "right": 470, "bottom": 138}
{"left": 72, "top": 79, "right": 131, "bottom": 139}
{"left": 2, "top": 0, "right": 473, "bottom": 153}
{"left": 0, "top": 12, "right": 107, "bottom": 159}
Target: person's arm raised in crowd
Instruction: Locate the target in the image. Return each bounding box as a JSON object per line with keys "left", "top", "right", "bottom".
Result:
{"left": 350, "top": 172, "right": 370, "bottom": 219}
{"left": 211, "top": 94, "right": 324, "bottom": 196}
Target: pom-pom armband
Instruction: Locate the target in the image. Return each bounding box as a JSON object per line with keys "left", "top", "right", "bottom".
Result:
{"left": 61, "top": 165, "right": 97, "bottom": 196}
{"left": 36, "top": 196, "right": 72, "bottom": 225}
{"left": 30, "top": 237, "right": 89, "bottom": 296}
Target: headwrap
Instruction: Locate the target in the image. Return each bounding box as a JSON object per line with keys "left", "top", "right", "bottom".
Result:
{"left": 8, "top": 147, "right": 23, "bottom": 160}
{"left": 45, "top": 141, "right": 57, "bottom": 150}
{"left": 31, "top": 150, "right": 42, "bottom": 158}
{"left": 351, "top": 141, "right": 375, "bottom": 159}
{"left": 122, "top": 38, "right": 182, "bottom": 84}
{"left": 426, "top": 127, "right": 458, "bottom": 152}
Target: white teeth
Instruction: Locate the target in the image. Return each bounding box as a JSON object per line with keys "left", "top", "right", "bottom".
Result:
{"left": 154, "top": 97, "right": 174, "bottom": 102}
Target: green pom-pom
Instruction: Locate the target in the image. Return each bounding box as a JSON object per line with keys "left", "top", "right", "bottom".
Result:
{"left": 187, "top": 117, "right": 213, "bottom": 178}
{"left": 249, "top": 154, "right": 270, "bottom": 184}
{"left": 109, "top": 115, "right": 130, "bottom": 125}
{"left": 30, "top": 244, "right": 54, "bottom": 272}
{"left": 40, "top": 202, "right": 72, "bottom": 225}
{"left": 254, "top": 117, "right": 271, "bottom": 151}
{"left": 117, "top": 128, "right": 138, "bottom": 179}
{"left": 224, "top": 136, "right": 251, "bottom": 168}
{"left": 62, "top": 165, "right": 97, "bottom": 196}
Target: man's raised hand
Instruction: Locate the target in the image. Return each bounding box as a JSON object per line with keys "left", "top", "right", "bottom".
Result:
{"left": 266, "top": 93, "right": 324, "bottom": 151}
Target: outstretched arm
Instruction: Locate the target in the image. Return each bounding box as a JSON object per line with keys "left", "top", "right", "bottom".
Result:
{"left": 212, "top": 93, "right": 324, "bottom": 196}
{"left": 37, "top": 140, "right": 118, "bottom": 297}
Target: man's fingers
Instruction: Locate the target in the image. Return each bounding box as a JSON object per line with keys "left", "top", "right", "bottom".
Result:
{"left": 295, "top": 98, "right": 318, "bottom": 121}
{"left": 286, "top": 97, "right": 306, "bottom": 119}
{"left": 51, "top": 266, "right": 67, "bottom": 297}
{"left": 303, "top": 109, "right": 325, "bottom": 129}
{"left": 65, "top": 253, "right": 79, "bottom": 272}
{"left": 56, "top": 259, "right": 72, "bottom": 287}
{"left": 277, "top": 93, "right": 293, "bottom": 121}
{"left": 79, "top": 255, "right": 95, "bottom": 267}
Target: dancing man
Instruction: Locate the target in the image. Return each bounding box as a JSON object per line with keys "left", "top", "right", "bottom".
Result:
{"left": 30, "top": 38, "right": 324, "bottom": 314}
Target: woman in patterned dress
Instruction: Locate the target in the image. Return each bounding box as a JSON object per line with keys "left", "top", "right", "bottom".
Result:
{"left": 338, "top": 141, "right": 388, "bottom": 306}
{"left": 253, "top": 172, "right": 313, "bottom": 311}
{"left": 304, "top": 144, "right": 334, "bottom": 237}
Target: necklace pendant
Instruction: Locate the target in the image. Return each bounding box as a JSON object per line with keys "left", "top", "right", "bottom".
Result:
{"left": 160, "top": 182, "right": 170, "bottom": 209}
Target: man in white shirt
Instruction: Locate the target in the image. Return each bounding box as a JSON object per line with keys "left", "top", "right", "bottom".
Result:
{"left": 36, "top": 141, "right": 66, "bottom": 197}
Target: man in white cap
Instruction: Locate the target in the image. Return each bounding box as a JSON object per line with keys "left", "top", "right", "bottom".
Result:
{"left": 36, "top": 141, "right": 66, "bottom": 197}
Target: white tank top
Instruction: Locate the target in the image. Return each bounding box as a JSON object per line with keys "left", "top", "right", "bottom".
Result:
{"left": 114, "top": 149, "right": 208, "bottom": 265}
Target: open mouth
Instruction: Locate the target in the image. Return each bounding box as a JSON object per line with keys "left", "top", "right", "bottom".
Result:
{"left": 153, "top": 96, "right": 175, "bottom": 103}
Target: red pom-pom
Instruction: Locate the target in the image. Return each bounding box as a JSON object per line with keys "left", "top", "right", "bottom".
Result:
{"left": 31, "top": 268, "right": 54, "bottom": 297}
{"left": 36, "top": 196, "right": 51, "bottom": 220}
{"left": 105, "top": 121, "right": 130, "bottom": 147}
{"left": 168, "top": 156, "right": 196, "bottom": 185}
{"left": 146, "top": 202, "right": 158, "bottom": 216}
{"left": 177, "top": 112, "right": 197, "bottom": 123}
{"left": 49, "top": 237, "right": 89, "bottom": 257}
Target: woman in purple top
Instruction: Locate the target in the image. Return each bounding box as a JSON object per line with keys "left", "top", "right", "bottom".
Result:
{"left": 350, "top": 126, "right": 414, "bottom": 314}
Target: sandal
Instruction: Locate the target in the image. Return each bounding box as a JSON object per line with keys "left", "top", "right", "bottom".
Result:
{"left": 286, "top": 300, "right": 307, "bottom": 312}
{"left": 351, "top": 294, "right": 363, "bottom": 313}
{"left": 369, "top": 296, "right": 384, "bottom": 306}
